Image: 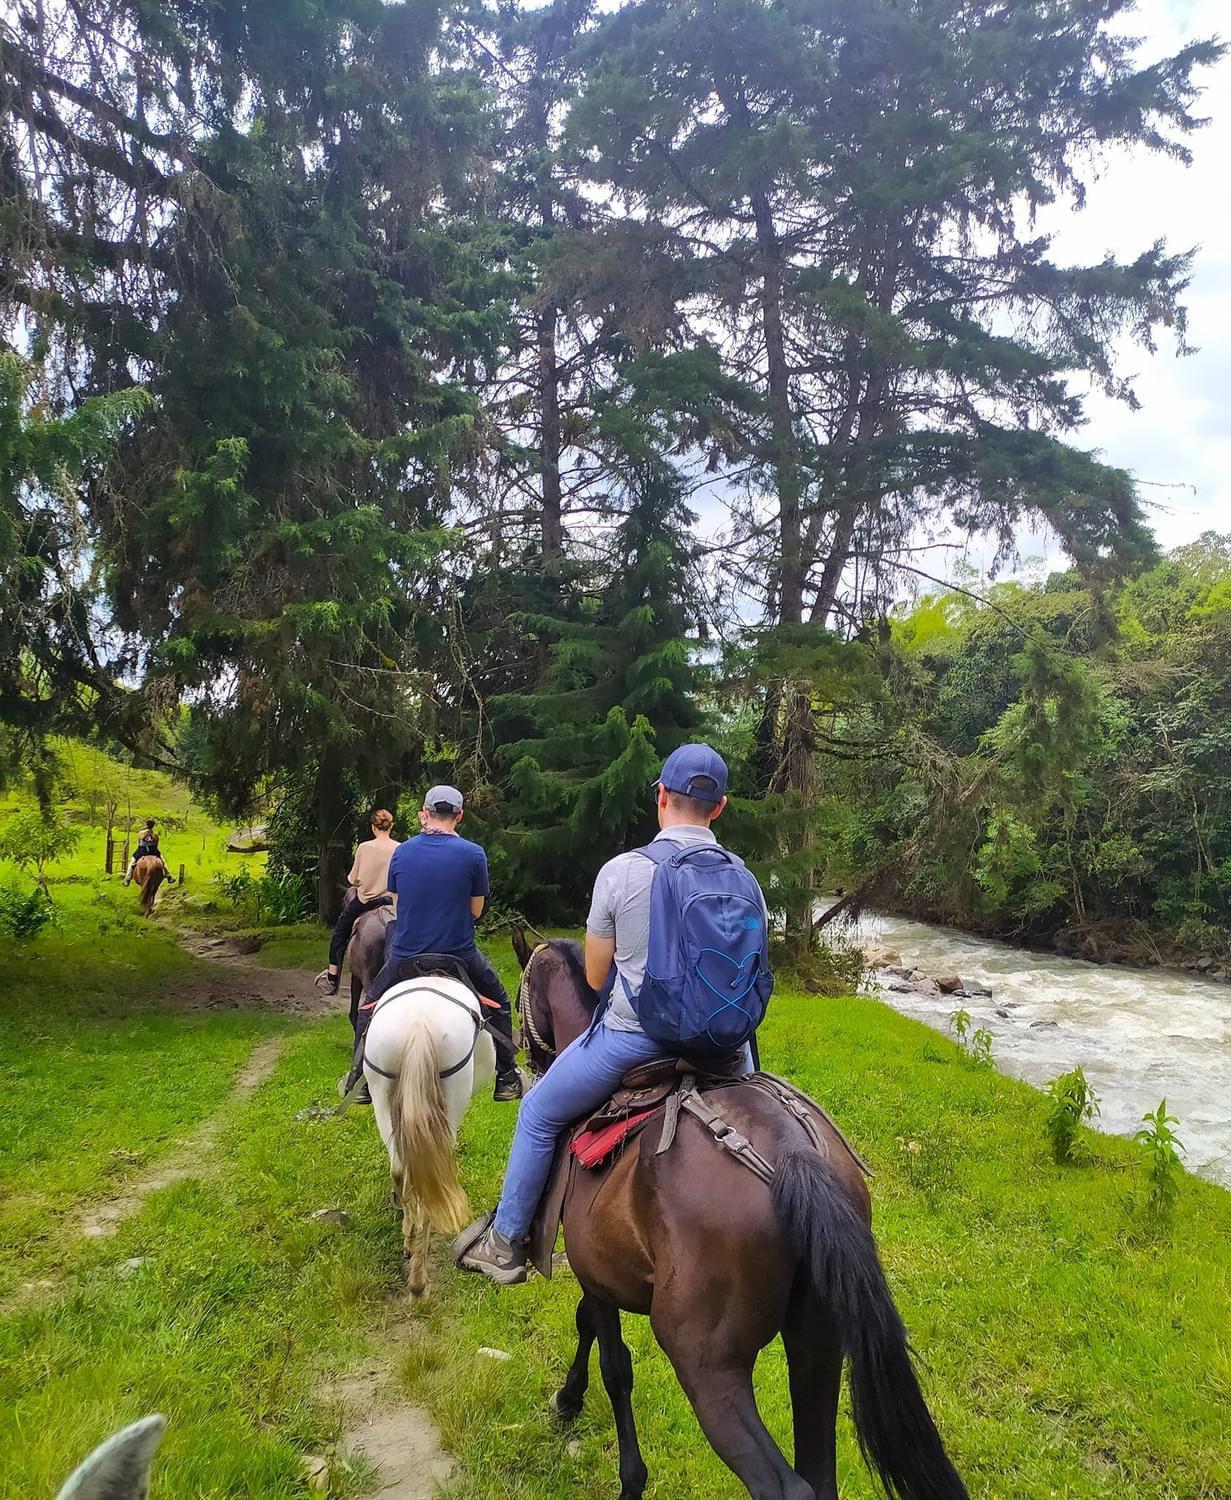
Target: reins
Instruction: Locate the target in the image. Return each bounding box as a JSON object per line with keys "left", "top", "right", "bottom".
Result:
{"left": 517, "top": 942, "right": 556, "bottom": 1063}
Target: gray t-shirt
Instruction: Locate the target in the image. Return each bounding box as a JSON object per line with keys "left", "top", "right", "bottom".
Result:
{"left": 587, "top": 826, "right": 768, "bottom": 1032}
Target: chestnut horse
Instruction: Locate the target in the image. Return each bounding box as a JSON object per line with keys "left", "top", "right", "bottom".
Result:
{"left": 511, "top": 930, "right": 969, "bottom": 1500}
{"left": 131, "top": 854, "right": 165, "bottom": 916}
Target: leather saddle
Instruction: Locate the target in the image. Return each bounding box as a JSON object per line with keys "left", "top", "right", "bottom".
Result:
{"left": 582, "top": 1051, "right": 746, "bottom": 1130}
{"left": 394, "top": 952, "right": 478, "bottom": 997}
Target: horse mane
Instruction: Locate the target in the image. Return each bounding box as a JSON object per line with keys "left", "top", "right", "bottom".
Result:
{"left": 548, "top": 939, "right": 598, "bottom": 1012}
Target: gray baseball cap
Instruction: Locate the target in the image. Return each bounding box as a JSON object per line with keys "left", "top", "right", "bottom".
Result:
{"left": 423, "top": 784, "right": 464, "bottom": 815}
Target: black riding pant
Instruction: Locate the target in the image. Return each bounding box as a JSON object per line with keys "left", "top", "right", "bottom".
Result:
{"left": 329, "top": 893, "right": 391, "bottom": 970}
{"left": 357, "top": 943, "right": 518, "bottom": 1078}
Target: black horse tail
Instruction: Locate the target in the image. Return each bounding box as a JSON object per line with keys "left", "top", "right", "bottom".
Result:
{"left": 772, "top": 1151, "right": 969, "bottom": 1500}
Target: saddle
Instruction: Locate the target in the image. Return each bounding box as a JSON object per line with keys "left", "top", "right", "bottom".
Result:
{"left": 526, "top": 1064, "right": 871, "bottom": 1280}
{"left": 390, "top": 954, "right": 502, "bottom": 1013}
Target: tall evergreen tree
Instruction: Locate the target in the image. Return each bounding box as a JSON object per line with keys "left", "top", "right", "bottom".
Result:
{"left": 565, "top": 0, "right": 1221, "bottom": 947}
{"left": 3, "top": 0, "right": 509, "bottom": 915}
{"left": 477, "top": 463, "right": 705, "bottom": 917}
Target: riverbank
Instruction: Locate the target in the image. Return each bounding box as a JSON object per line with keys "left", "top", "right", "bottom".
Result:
{"left": 4, "top": 924, "right": 1230, "bottom": 1497}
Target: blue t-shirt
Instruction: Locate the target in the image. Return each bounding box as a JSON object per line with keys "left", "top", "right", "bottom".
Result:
{"left": 386, "top": 831, "right": 489, "bottom": 958}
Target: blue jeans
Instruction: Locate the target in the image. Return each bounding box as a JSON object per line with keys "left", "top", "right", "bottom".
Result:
{"left": 493, "top": 1026, "right": 754, "bottom": 1240}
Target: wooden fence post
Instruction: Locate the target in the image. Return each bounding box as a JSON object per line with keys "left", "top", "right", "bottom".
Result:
{"left": 178, "top": 864, "right": 186, "bottom": 886}
{"left": 105, "top": 836, "right": 114, "bottom": 875}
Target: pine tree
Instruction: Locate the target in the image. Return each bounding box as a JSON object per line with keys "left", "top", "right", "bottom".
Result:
{"left": 476, "top": 465, "right": 705, "bottom": 918}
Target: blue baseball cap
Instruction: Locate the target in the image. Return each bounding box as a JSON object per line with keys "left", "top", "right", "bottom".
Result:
{"left": 655, "top": 743, "right": 728, "bottom": 803}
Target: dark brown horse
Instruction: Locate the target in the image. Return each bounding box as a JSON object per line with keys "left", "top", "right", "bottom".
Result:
{"left": 346, "top": 894, "right": 395, "bottom": 1033}
{"left": 511, "top": 929, "right": 969, "bottom": 1500}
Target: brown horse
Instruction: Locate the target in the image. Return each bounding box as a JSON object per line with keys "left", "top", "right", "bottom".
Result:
{"left": 511, "top": 930, "right": 969, "bottom": 1500}
{"left": 131, "top": 854, "right": 166, "bottom": 916}
{"left": 346, "top": 896, "right": 395, "bottom": 1034}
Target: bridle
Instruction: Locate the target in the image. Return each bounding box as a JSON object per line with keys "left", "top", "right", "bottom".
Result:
{"left": 517, "top": 942, "right": 556, "bottom": 1065}
{"left": 363, "top": 981, "right": 485, "bottom": 1082}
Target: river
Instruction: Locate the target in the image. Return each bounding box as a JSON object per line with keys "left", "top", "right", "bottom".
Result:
{"left": 835, "top": 908, "right": 1231, "bottom": 1189}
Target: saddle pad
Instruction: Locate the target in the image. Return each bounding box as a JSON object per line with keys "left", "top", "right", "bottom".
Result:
{"left": 570, "top": 1101, "right": 664, "bottom": 1169}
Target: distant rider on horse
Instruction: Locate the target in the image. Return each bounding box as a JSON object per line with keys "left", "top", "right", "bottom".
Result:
{"left": 458, "top": 743, "right": 769, "bottom": 1284}
{"left": 343, "top": 785, "right": 522, "bottom": 1103}
{"left": 315, "top": 808, "right": 400, "bottom": 996}
{"left": 123, "top": 819, "right": 174, "bottom": 887}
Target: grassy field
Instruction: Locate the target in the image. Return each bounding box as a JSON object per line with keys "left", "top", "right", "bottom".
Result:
{"left": 3, "top": 905, "right": 1230, "bottom": 1499}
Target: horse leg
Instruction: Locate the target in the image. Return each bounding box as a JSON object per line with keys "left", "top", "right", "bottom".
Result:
{"left": 653, "top": 1316, "right": 813, "bottom": 1500}
{"left": 782, "top": 1296, "right": 842, "bottom": 1500}
{"left": 551, "top": 1294, "right": 597, "bottom": 1424}
{"left": 591, "top": 1299, "right": 648, "bottom": 1500}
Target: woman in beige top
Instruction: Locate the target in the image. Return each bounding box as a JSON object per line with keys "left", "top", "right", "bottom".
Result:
{"left": 315, "top": 809, "right": 399, "bottom": 996}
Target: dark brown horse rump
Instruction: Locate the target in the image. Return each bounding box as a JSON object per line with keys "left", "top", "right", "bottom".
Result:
{"left": 512, "top": 930, "right": 969, "bottom": 1500}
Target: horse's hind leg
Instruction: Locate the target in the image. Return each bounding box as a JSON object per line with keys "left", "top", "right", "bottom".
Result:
{"left": 653, "top": 1314, "right": 813, "bottom": 1500}
{"left": 782, "top": 1293, "right": 842, "bottom": 1500}
{"left": 551, "top": 1294, "right": 596, "bottom": 1424}
{"left": 591, "top": 1299, "right": 648, "bottom": 1500}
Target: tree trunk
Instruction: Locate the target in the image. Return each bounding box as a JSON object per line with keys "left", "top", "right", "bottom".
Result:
{"left": 538, "top": 301, "right": 564, "bottom": 562}
{"left": 752, "top": 190, "right": 803, "bottom": 627}
{"left": 316, "top": 767, "right": 351, "bottom": 925}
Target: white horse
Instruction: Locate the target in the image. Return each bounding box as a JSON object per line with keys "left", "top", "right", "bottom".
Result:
{"left": 56, "top": 1415, "right": 165, "bottom": 1499}
{"left": 362, "top": 976, "right": 495, "bottom": 1298}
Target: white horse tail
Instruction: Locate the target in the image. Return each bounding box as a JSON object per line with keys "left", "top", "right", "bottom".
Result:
{"left": 389, "top": 1013, "right": 470, "bottom": 1233}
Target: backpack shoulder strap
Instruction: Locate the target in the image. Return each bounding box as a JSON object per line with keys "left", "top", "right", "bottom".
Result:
{"left": 633, "top": 841, "right": 674, "bottom": 867}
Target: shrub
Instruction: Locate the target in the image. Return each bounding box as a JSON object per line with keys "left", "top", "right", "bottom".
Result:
{"left": 0, "top": 882, "right": 56, "bottom": 944}
{"left": 1136, "top": 1099, "right": 1184, "bottom": 1226}
{"left": 215, "top": 868, "right": 310, "bottom": 927}
{"left": 1044, "top": 1066, "right": 1101, "bottom": 1163}
{"left": 949, "top": 1008, "right": 993, "bottom": 1068}
{"left": 773, "top": 934, "right": 866, "bottom": 997}
{"left": 0, "top": 810, "right": 81, "bottom": 887}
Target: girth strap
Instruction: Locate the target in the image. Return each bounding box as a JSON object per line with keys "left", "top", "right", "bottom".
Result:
{"left": 364, "top": 983, "right": 484, "bottom": 1081}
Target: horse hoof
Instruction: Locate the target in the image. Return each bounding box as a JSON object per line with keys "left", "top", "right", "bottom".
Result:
{"left": 550, "top": 1390, "right": 582, "bottom": 1425}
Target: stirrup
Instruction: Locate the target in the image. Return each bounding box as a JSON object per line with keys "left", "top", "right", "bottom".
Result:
{"left": 452, "top": 1210, "right": 496, "bottom": 1269}
{"left": 314, "top": 968, "right": 339, "bottom": 993}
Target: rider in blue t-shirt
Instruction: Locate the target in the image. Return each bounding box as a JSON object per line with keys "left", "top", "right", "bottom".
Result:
{"left": 344, "top": 786, "right": 521, "bottom": 1102}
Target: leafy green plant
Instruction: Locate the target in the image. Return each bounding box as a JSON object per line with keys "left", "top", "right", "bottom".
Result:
{"left": 968, "top": 1026, "right": 994, "bottom": 1069}
{"left": 1044, "top": 1066, "right": 1101, "bottom": 1163}
{"left": 214, "top": 867, "right": 309, "bottom": 927}
{"left": 0, "top": 810, "right": 82, "bottom": 889}
{"left": 1136, "top": 1099, "right": 1185, "bottom": 1226}
{"left": 0, "top": 882, "right": 56, "bottom": 943}
{"left": 948, "top": 1008, "right": 971, "bottom": 1044}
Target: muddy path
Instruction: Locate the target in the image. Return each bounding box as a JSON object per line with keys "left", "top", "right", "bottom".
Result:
{"left": 171, "top": 928, "right": 337, "bottom": 1018}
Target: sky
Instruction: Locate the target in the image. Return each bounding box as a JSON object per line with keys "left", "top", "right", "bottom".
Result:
{"left": 977, "top": 0, "right": 1231, "bottom": 573}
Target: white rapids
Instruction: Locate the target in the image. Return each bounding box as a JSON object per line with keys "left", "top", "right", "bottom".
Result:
{"left": 836, "top": 908, "right": 1231, "bottom": 1189}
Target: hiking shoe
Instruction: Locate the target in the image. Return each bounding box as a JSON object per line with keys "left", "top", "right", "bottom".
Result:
{"left": 454, "top": 1218, "right": 527, "bottom": 1285}
{"left": 493, "top": 1070, "right": 524, "bottom": 1103}
{"left": 314, "top": 968, "right": 341, "bottom": 996}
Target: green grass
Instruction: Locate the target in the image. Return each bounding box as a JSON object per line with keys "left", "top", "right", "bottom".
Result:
{"left": 2, "top": 926, "right": 1229, "bottom": 1498}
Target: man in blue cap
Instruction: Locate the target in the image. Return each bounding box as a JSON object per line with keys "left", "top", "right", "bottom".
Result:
{"left": 458, "top": 743, "right": 764, "bottom": 1284}
{"left": 344, "top": 784, "right": 522, "bottom": 1103}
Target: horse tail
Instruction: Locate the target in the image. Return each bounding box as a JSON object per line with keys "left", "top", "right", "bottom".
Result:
{"left": 388, "top": 1012, "right": 469, "bottom": 1234}
{"left": 772, "top": 1151, "right": 969, "bottom": 1500}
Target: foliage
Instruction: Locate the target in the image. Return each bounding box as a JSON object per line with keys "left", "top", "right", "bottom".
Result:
{"left": 0, "top": 882, "right": 55, "bottom": 944}
{"left": 948, "top": 1007, "right": 993, "bottom": 1068}
{"left": 1136, "top": 1099, "right": 1185, "bottom": 1228}
{"left": 0, "top": 811, "right": 81, "bottom": 889}
{"left": 1045, "top": 1066, "right": 1102, "bottom": 1164}
{"left": 822, "top": 539, "right": 1231, "bottom": 957}
{"left": 214, "top": 868, "right": 310, "bottom": 928}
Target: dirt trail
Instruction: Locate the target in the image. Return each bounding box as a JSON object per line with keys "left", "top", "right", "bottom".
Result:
{"left": 332, "top": 1362, "right": 454, "bottom": 1498}
{"left": 172, "top": 929, "right": 335, "bottom": 1017}
{"left": 77, "top": 1034, "right": 287, "bottom": 1239}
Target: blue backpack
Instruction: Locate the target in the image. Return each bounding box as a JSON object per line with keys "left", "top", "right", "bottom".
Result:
{"left": 626, "top": 840, "right": 773, "bottom": 1058}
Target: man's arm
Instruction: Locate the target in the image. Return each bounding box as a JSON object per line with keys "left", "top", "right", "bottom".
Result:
{"left": 584, "top": 933, "right": 616, "bottom": 992}
{"left": 471, "top": 846, "right": 490, "bottom": 923}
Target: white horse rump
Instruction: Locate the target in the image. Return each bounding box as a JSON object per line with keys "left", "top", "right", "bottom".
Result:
{"left": 363, "top": 976, "right": 496, "bottom": 1296}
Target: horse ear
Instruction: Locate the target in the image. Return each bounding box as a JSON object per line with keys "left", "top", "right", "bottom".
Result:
{"left": 57, "top": 1416, "right": 166, "bottom": 1500}
{"left": 510, "top": 926, "right": 532, "bottom": 969}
